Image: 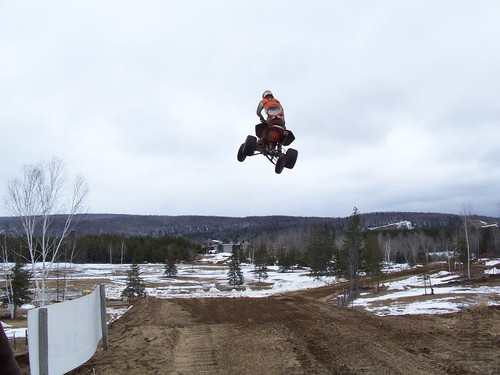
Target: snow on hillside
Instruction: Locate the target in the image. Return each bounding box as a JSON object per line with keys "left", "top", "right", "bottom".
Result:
{"left": 368, "top": 220, "right": 414, "bottom": 231}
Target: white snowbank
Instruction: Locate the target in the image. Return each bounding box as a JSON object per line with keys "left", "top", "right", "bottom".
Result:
{"left": 484, "top": 259, "right": 500, "bottom": 267}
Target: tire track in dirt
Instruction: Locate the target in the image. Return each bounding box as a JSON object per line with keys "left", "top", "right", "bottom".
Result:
{"left": 171, "top": 325, "right": 218, "bottom": 374}
{"left": 277, "top": 297, "right": 445, "bottom": 375}
{"left": 441, "top": 307, "right": 500, "bottom": 374}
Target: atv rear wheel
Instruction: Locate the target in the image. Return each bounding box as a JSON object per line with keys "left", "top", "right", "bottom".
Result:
{"left": 285, "top": 148, "right": 298, "bottom": 169}
{"left": 275, "top": 156, "right": 286, "bottom": 174}
{"left": 243, "top": 136, "right": 257, "bottom": 156}
{"left": 237, "top": 144, "right": 246, "bottom": 162}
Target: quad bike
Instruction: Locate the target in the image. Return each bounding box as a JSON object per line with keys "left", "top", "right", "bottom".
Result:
{"left": 237, "top": 122, "right": 298, "bottom": 174}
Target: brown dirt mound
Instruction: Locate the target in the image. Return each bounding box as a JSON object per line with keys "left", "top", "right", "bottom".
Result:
{"left": 71, "top": 295, "right": 500, "bottom": 375}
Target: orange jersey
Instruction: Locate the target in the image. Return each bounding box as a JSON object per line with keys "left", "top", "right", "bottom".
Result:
{"left": 259, "top": 97, "right": 284, "bottom": 118}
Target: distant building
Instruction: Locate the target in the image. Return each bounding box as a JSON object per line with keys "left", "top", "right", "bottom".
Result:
{"left": 205, "top": 240, "right": 222, "bottom": 254}
{"left": 216, "top": 241, "right": 250, "bottom": 254}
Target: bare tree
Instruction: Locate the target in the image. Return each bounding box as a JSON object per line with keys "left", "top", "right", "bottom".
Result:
{"left": 4, "top": 158, "right": 88, "bottom": 305}
{"left": 404, "top": 232, "right": 419, "bottom": 266}
{"left": 461, "top": 204, "right": 472, "bottom": 279}
{"left": 1, "top": 235, "right": 15, "bottom": 318}
{"left": 120, "top": 241, "right": 126, "bottom": 264}
{"left": 381, "top": 233, "right": 392, "bottom": 264}
{"left": 437, "top": 229, "right": 453, "bottom": 271}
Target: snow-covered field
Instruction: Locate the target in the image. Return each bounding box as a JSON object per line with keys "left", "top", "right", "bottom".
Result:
{"left": 2, "top": 255, "right": 500, "bottom": 338}
{"left": 353, "top": 268, "right": 500, "bottom": 316}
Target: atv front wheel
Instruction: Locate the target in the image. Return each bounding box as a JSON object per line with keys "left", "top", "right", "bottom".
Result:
{"left": 285, "top": 148, "right": 298, "bottom": 169}
{"left": 237, "top": 144, "right": 246, "bottom": 162}
{"left": 243, "top": 135, "right": 257, "bottom": 156}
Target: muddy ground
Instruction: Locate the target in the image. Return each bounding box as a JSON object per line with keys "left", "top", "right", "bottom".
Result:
{"left": 69, "top": 291, "right": 500, "bottom": 375}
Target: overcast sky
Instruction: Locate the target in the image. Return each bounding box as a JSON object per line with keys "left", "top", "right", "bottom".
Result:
{"left": 1, "top": 1, "right": 499, "bottom": 218}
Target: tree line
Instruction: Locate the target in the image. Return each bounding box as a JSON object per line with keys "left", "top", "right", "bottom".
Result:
{"left": 2, "top": 234, "right": 202, "bottom": 264}
{"left": 241, "top": 208, "right": 500, "bottom": 294}
{"left": 5, "top": 215, "right": 497, "bottom": 270}
{"left": 248, "top": 218, "right": 500, "bottom": 266}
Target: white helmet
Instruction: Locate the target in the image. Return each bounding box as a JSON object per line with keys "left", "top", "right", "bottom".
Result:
{"left": 262, "top": 90, "right": 273, "bottom": 99}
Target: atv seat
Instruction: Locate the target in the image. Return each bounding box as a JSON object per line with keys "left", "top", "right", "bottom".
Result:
{"left": 255, "top": 123, "right": 295, "bottom": 146}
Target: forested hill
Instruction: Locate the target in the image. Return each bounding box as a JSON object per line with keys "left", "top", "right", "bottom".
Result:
{"left": 0, "top": 212, "right": 498, "bottom": 242}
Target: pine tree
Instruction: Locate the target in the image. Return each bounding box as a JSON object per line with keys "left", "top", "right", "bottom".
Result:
{"left": 227, "top": 245, "right": 244, "bottom": 287}
{"left": 254, "top": 243, "right": 269, "bottom": 281}
{"left": 361, "top": 234, "right": 384, "bottom": 289}
{"left": 277, "top": 250, "right": 294, "bottom": 273}
{"left": 339, "top": 207, "right": 363, "bottom": 294}
{"left": 1, "top": 262, "right": 32, "bottom": 319}
{"left": 121, "top": 262, "right": 147, "bottom": 301}
{"left": 164, "top": 249, "right": 178, "bottom": 277}
{"left": 455, "top": 234, "right": 469, "bottom": 273}
{"left": 306, "top": 223, "right": 335, "bottom": 278}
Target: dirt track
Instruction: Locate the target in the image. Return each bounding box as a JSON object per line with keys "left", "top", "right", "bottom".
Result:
{"left": 72, "top": 293, "right": 500, "bottom": 375}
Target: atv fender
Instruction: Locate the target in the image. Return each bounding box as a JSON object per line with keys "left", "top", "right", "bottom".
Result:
{"left": 281, "top": 130, "right": 295, "bottom": 146}
{"left": 255, "top": 124, "right": 295, "bottom": 146}
{"left": 255, "top": 123, "right": 269, "bottom": 139}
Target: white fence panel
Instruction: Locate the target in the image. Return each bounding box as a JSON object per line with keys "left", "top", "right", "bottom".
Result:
{"left": 28, "top": 286, "right": 106, "bottom": 375}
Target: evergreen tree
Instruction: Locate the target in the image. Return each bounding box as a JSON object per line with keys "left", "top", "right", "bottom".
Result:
{"left": 361, "top": 234, "right": 384, "bottom": 284}
{"left": 1, "top": 262, "right": 32, "bottom": 319}
{"left": 254, "top": 243, "right": 269, "bottom": 281}
{"left": 455, "top": 234, "right": 469, "bottom": 272}
{"left": 121, "top": 262, "right": 147, "bottom": 300}
{"left": 416, "top": 247, "right": 428, "bottom": 266}
{"left": 306, "top": 223, "right": 335, "bottom": 278}
{"left": 277, "top": 249, "right": 294, "bottom": 273}
{"left": 164, "top": 248, "right": 178, "bottom": 277}
{"left": 339, "top": 207, "right": 363, "bottom": 293}
{"left": 266, "top": 251, "right": 276, "bottom": 267}
{"left": 227, "top": 245, "right": 244, "bottom": 287}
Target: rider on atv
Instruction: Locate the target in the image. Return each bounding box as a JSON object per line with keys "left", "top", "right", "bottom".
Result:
{"left": 237, "top": 90, "right": 297, "bottom": 174}
{"left": 256, "top": 90, "right": 287, "bottom": 149}
{"left": 257, "top": 90, "right": 285, "bottom": 128}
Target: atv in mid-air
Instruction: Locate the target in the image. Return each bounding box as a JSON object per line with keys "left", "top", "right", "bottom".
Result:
{"left": 237, "top": 122, "right": 298, "bottom": 174}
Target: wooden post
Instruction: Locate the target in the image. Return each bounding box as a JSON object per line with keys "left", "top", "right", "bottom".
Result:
{"left": 99, "top": 284, "right": 109, "bottom": 350}
{"left": 38, "top": 308, "right": 49, "bottom": 375}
